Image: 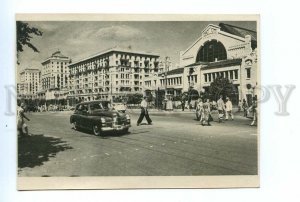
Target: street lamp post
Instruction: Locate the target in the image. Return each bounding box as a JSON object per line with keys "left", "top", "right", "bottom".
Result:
{"left": 163, "top": 56, "right": 173, "bottom": 111}
{"left": 164, "top": 56, "right": 170, "bottom": 99}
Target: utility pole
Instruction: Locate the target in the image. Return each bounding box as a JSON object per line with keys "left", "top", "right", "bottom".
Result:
{"left": 164, "top": 56, "right": 170, "bottom": 99}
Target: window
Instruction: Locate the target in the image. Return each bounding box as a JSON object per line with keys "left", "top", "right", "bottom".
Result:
{"left": 230, "top": 71, "right": 233, "bottom": 80}
{"left": 234, "top": 70, "right": 238, "bottom": 80}
{"left": 204, "top": 74, "right": 208, "bottom": 82}
{"left": 196, "top": 40, "right": 227, "bottom": 62}
{"left": 246, "top": 68, "right": 251, "bottom": 79}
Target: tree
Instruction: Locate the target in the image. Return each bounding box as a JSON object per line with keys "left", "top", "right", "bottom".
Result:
{"left": 181, "top": 88, "right": 199, "bottom": 103}
{"left": 208, "top": 76, "right": 235, "bottom": 101}
{"left": 16, "top": 21, "right": 43, "bottom": 64}
{"left": 154, "top": 89, "right": 165, "bottom": 109}
{"left": 127, "top": 93, "right": 143, "bottom": 104}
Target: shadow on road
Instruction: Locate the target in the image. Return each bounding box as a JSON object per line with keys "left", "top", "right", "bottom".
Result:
{"left": 74, "top": 127, "right": 131, "bottom": 139}
{"left": 18, "top": 134, "right": 73, "bottom": 169}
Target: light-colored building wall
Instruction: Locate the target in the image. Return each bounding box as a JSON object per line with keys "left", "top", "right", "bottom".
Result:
{"left": 68, "top": 47, "right": 161, "bottom": 103}
{"left": 180, "top": 24, "right": 258, "bottom": 104}
{"left": 179, "top": 24, "right": 252, "bottom": 67}
{"left": 40, "top": 51, "right": 71, "bottom": 101}
{"left": 145, "top": 23, "right": 258, "bottom": 105}
{"left": 18, "top": 68, "right": 41, "bottom": 99}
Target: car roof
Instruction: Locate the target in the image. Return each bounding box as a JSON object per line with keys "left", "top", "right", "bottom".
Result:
{"left": 76, "top": 100, "right": 110, "bottom": 105}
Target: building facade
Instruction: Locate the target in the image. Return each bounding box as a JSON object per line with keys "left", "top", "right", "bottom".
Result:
{"left": 17, "top": 68, "right": 41, "bottom": 100}
{"left": 39, "top": 51, "right": 72, "bottom": 103}
{"left": 144, "top": 67, "right": 184, "bottom": 99}
{"left": 144, "top": 23, "right": 258, "bottom": 105}
{"left": 68, "top": 47, "right": 161, "bottom": 103}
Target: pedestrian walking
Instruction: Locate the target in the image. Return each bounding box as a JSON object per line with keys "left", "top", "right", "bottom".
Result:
{"left": 17, "top": 103, "right": 30, "bottom": 137}
{"left": 201, "top": 99, "right": 212, "bottom": 126}
{"left": 181, "top": 98, "right": 185, "bottom": 111}
{"left": 137, "top": 96, "right": 152, "bottom": 126}
{"left": 196, "top": 98, "right": 203, "bottom": 121}
{"left": 248, "top": 97, "right": 258, "bottom": 126}
{"left": 225, "top": 97, "right": 234, "bottom": 120}
{"left": 242, "top": 99, "right": 248, "bottom": 117}
{"left": 217, "top": 95, "right": 225, "bottom": 123}
{"left": 238, "top": 100, "right": 242, "bottom": 112}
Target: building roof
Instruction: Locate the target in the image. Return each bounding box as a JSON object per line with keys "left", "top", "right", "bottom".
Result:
{"left": 20, "top": 68, "right": 41, "bottom": 73}
{"left": 70, "top": 46, "right": 160, "bottom": 67}
{"left": 158, "top": 67, "right": 184, "bottom": 76}
{"left": 42, "top": 51, "right": 70, "bottom": 64}
{"left": 51, "top": 51, "right": 68, "bottom": 58}
{"left": 201, "top": 59, "right": 242, "bottom": 70}
{"left": 167, "top": 67, "right": 184, "bottom": 75}
{"left": 219, "top": 23, "right": 257, "bottom": 42}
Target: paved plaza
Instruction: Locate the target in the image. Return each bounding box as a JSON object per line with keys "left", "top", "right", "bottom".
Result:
{"left": 18, "top": 109, "right": 258, "bottom": 176}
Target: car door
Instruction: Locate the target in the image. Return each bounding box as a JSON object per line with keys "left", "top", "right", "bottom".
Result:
{"left": 80, "top": 104, "right": 89, "bottom": 129}
{"left": 74, "top": 104, "right": 83, "bottom": 128}
{"left": 85, "top": 104, "right": 94, "bottom": 129}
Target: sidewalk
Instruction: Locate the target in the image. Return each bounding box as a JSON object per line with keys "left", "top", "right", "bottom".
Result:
{"left": 126, "top": 108, "right": 196, "bottom": 114}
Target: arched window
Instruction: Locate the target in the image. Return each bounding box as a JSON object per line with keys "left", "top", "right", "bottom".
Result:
{"left": 196, "top": 40, "right": 227, "bottom": 62}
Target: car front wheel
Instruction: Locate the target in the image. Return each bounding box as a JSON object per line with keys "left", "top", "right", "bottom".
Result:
{"left": 93, "top": 125, "right": 102, "bottom": 136}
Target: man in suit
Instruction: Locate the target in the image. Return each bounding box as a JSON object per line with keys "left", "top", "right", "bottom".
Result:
{"left": 137, "top": 96, "right": 152, "bottom": 126}
{"left": 225, "top": 97, "right": 234, "bottom": 120}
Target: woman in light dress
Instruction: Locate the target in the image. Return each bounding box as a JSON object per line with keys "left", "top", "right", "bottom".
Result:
{"left": 196, "top": 98, "right": 204, "bottom": 121}
{"left": 201, "top": 99, "right": 212, "bottom": 126}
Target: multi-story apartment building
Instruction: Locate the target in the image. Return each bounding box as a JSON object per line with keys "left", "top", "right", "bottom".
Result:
{"left": 39, "top": 51, "right": 71, "bottom": 103}
{"left": 17, "top": 83, "right": 22, "bottom": 95}
{"left": 144, "top": 23, "right": 258, "bottom": 105}
{"left": 68, "top": 47, "right": 161, "bottom": 103}
{"left": 17, "top": 68, "right": 41, "bottom": 99}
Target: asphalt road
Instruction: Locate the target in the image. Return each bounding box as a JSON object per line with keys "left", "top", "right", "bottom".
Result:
{"left": 18, "top": 109, "right": 258, "bottom": 176}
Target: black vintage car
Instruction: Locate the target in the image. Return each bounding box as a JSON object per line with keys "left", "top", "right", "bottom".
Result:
{"left": 70, "top": 101, "right": 131, "bottom": 136}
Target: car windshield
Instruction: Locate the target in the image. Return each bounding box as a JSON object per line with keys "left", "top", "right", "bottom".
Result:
{"left": 90, "top": 102, "right": 110, "bottom": 110}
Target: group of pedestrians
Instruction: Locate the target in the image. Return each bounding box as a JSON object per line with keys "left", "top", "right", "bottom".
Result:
{"left": 195, "top": 95, "right": 257, "bottom": 126}
{"left": 216, "top": 95, "right": 234, "bottom": 123}
{"left": 195, "top": 95, "right": 234, "bottom": 126}
{"left": 136, "top": 95, "right": 258, "bottom": 127}
{"left": 196, "top": 98, "right": 213, "bottom": 126}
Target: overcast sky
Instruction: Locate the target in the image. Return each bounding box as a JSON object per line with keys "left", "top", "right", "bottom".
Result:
{"left": 17, "top": 21, "right": 256, "bottom": 72}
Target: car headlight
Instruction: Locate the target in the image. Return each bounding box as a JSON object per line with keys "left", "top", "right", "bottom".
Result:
{"left": 100, "top": 117, "right": 106, "bottom": 123}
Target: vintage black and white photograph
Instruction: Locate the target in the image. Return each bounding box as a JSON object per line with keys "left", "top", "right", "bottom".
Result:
{"left": 16, "top": 14, "right": 259, "bottom": 189}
